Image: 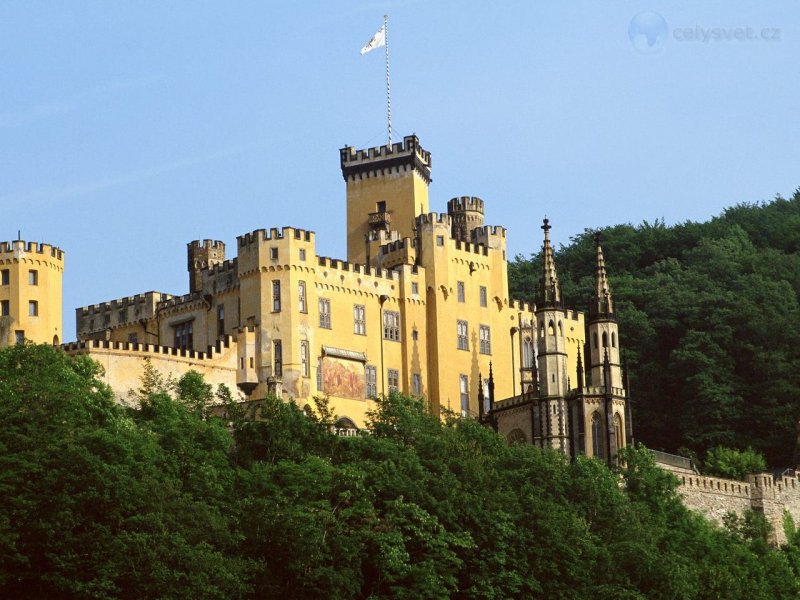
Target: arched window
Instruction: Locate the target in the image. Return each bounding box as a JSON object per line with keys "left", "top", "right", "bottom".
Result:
{"left": 522, "top": 337, "right": 534, "bottom": 368}
{"left": 591, "top": 412, "right": 605, "bottom": 459}
{"left": 593, "top": 333, "right": 598, "bottom": 349}
{"left": 602, "top": 332, "right": 608, "bottom": 348}
{"left": 507, "top": 429, "right": 527, "bottom": 444}
{"left": 614, "top": 414, "right": 623, "bottom": 453}
{"left": 611, "top": 332, "right": 616, "bottom": 348}
{"left": 52, "top": 335, "right": 59, "bottom": 346}
{"left": 558, "top": 321, "right": 563, "bottom": 337}
{"left": 548, "top": 320, "right": 555, "bottom": 336}
{"left": 335, "top": 417, "right": 358, "bottom": 437}
{"left": 538, "top": 321, "right": 545, "bottom": 339}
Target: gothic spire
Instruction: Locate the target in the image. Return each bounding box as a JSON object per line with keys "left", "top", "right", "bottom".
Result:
{"left": 591, "top": 231, "right": 614, "bottom": 319}
{"left": 538, "top": 218, "right": 562, "bottom": 308}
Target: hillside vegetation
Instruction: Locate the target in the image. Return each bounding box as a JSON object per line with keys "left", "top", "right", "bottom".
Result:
{"left": 3, "top": 344, "right": 800, "bottom": 598}
{"left": 509, "top": 191, "right": 800, "bottom": 466}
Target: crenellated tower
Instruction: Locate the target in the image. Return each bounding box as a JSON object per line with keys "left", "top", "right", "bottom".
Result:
{"left": 187, "top": 239, "right": 225, "bottom": 293}
{"left": 533, "top": 219, "right": 570, "bottom": 453}
{"left": 341, "top": 135, "right": 431, "bottom": 266}
{"left": 446, "top": 196, "right": 484, "bottom": 242}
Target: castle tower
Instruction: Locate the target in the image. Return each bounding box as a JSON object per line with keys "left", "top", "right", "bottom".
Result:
{"left": 534, "top": 219, "right": 570, "bottom": 453}
{"left": 0, "top": 240, "right": 64, "bottom": 347}
{"left": 187, "top": 240, "right": 225, "bottom": 293}
{"left": 587, "top": 233, "right": 622, "bottom": 390}
{"left": 340, "top": 135, "right": 431, "bottom": 265}
{"left": 446, "top": 196, "right": 484, "bottom": 242}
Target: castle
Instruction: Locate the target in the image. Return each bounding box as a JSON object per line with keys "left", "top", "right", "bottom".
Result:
{"left": 2, "top": 134, "right": 630, "bottom": 464}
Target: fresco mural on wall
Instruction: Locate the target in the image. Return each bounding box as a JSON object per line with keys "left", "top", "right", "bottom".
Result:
{"left": 321, "top": 356, "right": 365, "bottom": 400}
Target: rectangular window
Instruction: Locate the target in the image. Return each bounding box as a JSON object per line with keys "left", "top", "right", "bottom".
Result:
{"left": 436, "top": 235, "right": 444, "bottom": 247}
{"left": 217, "top": 304, "right": 225, "bottom": 337}
{"left": 411, "top": 282, "right": 419, "bottom": 296}
{"left": 383, "top": 310, "right": 400, "bottom": 341}
{"left": 1, "top": 270, "right": 8, "bottom": 285}
{"left": 273, "top": 340, "right": 283, "bottom": 377}
{"left": 118, "top": 309, "right": 126, "bottom": 323}
{"left": 15, "top": 331, "right": 24, "bottom": 345}
{"left": 457, "top": 320, "right": 469, "bottom": 350}
{"left": 317, "top": 358, "right": 323, "bottom": 391}
{"left": 28, "top": 301, "right": 38, "bottom": 317}
{"left": 300, "top": 341, "right": 309, "bottom": 377}
{"left": 272, "top": 280, "right": 281, "bottom": 312}
{"left": 319, "top": 298, "right": 331, "bottom": 328}
{"left": 28, "top": 270, "right": 38, "bottom": 285}
{"left": 460, "top": 374, "right": 469, "bottom": 417}
{"left": 298, "top": 281, "right": 307, "bottom": 313}
{"left": 173, "top": 321, "right": 193, "bottom": 350}
{"left": 480, "top": 286, "right": 487, "bottom": 307}
{"left": 103, "top": 314, "right": 110, "bottom": 327}
{"left": 299, "top": 248, "right": 306, "bottom": 261}
{"left": 457, "top": 281, "right": 465, "bottom": 303}
{"left": 1, "top": 300, "right": 8, "bottom": 316}
{"left": 479, "top": 325, "right": 491, "bottom": 355}
{"left": 388, "top": 368, "right": 399, "bottom": 393}
{"left": 365, "top": 365, "right": 377, "bottom": 399}
{"left": 353, "top": 304, "right": 366, "bottom": 335}
{"left": 128, "top": 333, "right": 138, "bottom": 343}
{"left": 270, "top": 247, "right": 279, "bottom": 260}
{"left": 412, "top": 373, "right": 421, "bottom": 396}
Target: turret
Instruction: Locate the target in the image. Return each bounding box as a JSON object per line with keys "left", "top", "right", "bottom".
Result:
{"left": 187, "top": 239, "right": 225, "bottom": 293}
{"left": 446, "top": 196, "right": 484, "bottom": 242}
{"left": 537, "top": 218, "right": 562, "bottom": 308}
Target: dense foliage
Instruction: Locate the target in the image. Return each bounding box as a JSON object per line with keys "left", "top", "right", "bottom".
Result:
{"left": 3, "top": 345, "right": 800, "bottom": 598}
{"left": 509, "top": 192, "right": 800, "bottom": 466}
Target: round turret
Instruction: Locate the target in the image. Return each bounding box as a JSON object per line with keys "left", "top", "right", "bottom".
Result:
{"left": 187, "top": 239, "right": 225, "bottom": 293}
{"left": 447, "top": 196, "right": 485, "bottom": 241}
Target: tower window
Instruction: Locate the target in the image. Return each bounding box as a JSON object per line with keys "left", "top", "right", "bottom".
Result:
{"left": 436, "top": 236, "right": 444, "bottom": 247}
{"left": 28, "top": 301, "right": 38, "bottom": 317}
{"left": 548, "top": 320, "right": 555, "bottom": 336}
{"left": 365, "top": 365, "right": 377, "bottom": 399}
{"left": 317, "top": 358, "right": 323, "bottom": 391}
{"left": 376, "top": 201, "right": 386, "bottom": 213}
{"left": 270, "top": 247, "right": 279, "bottom": 261}
{"left": 593, "top": 333, "right": 598, "bottom": 349}
{"left": 118, "top": 309, "right": 126, "bottom": 323}
{"left": 602, "top": 332, "right": 608, "bottom": 348}
{"left": 273, "top": 340, "right": 283, "bottom": 377}
{"left": 1, "top": 270, "right": 8, "bottom": 285}
{"left": 479, "top": 286, "right": 487, "bottom": 307}
{"left": 272, "top": 280, "right": 281, "bottom": 312}
{"left": 612, "top": 332, "right": 616, "bottom": 348}
{"left": 353, "top": 304, "right": 366, "bottom": 335}
{"left": 387, "top": 368, "right": 399, "bottom": 393}
{"left": 479, "top": 325, "right": 491, "bottom": 355}
{"left": 217, "top": 305, "right": 225, "bottom": 336}
{"left": 319, "top": 298, "right": 331, "bottom": 328}
{"left": 299, "top": 248, "right": 306, "bottom": 261}
{"left": 456, "top": 320, "right": 469, "bottom": 350}
{"left": 28, "top": 270, "right": 38, "bottom": 285}
{"left": 411, "top": 282, "right": 419, "bottom": 296}
{"left": 173, "top": 321, "right": 193, "bottom": 350}
{"left": 298, "top": 281, "right": 307, "bottom": 313}
{"left": 0, "top": 300, "right": 8, "bottom": 316}
{"left": 591, "top": 412, "right": 605, "bottom": 459}
{"left": 460, "top": 374, "right": 469, "bottom": 417}
{"left": 412, "top": 373, "right": 421, "bottom": 395}
{"left": 457, "top": 281, "right": 465, "bottom": 303}
{"left": 383, "top": 310, "right": 400, "bottom": 341}
{"left": 300, "top": 341, "right": 309, "bottom": 377}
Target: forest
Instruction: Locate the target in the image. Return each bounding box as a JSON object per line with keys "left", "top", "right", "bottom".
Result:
{"left": 509, "top": 191, "right": 800, "bottom": 466}
{"left": 3, "top": 344, "right": 800, "bottom": 599}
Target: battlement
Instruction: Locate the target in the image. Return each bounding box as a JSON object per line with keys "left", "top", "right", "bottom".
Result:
{"left": 237, "top": 226, "right": 315, "bottom": 247}
{"left": 340, "top": 134, "right": 432, "bottom": 184}
{"left": 380, "top": 238, "right": 414, "bottom": 255}
{"left": 510, "top": 298, "right": 534, "bottom": 314}
{"left": 63, "top": 335, "right": 234, "bottom": 362}
{"left": 415, "top": 212, "right": 451, "bottom": 228}
{"left": 0, "top": 240, "right": 64, "bottom": 261}
{"left": 679, "top": 474, "right": 751, "bottom": 499}
{"left": 157, "top": 291, "right": 206, "bottom": 311}
{"left": 78, "top": 291, "right": 171, "bottom": 316}
{"left": 317, "top": 256, "right": 398, "bottom": 280}
{"left": 447, "top": 196, "right": 484, "bottom": 215}
{"left": 453, "top": 239, "right": 489, "bottom": 257}
{"left": 206, "top": 258, "right": 238, "bottom": 276}
{"left": 473, "top": 224, "right": 506, "bottom": 239}
{"left": 188, "top": 239, "right": 225, "bottom": 252}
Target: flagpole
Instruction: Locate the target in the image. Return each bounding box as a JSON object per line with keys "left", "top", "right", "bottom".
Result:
{"left": 384, "top": 14, "right": 392, "bottom": 145}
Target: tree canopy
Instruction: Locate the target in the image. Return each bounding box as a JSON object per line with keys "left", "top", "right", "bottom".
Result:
{"left": 509, "top": 191, "right": 800, "bottom": 466}
{"left": 3, "top": 344, "right": 800, "bottom": 597}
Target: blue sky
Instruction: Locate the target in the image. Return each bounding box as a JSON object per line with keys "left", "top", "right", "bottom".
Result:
{"left": 2, "top": 1, "right": 797, "bottom": 342}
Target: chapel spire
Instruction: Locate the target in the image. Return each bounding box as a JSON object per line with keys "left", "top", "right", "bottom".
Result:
{"left": 538, "top": 218, "right": 561, "bottom": 308}
{"left": 591, "top": 232, "right": 614, "bottom": 319}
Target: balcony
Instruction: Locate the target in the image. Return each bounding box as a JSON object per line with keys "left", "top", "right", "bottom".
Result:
{"left": 368, "top": 211, "right": 392, "bottom": 230}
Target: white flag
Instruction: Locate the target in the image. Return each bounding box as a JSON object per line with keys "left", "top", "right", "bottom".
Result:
{"left": 360, "top": 25, "right": 386, "bottom": 55}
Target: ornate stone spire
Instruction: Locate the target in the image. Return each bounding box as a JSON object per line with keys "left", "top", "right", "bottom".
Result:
{"left": 538, "top": 218, "right": 562, "bottom": 308}
{"left": 591, "top": 232, "right": 614, "bottom": 319}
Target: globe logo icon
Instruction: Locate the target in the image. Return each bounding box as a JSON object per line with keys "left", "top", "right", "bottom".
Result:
{"left": 628, "top": 12, "right": 668, "bottom": 55}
